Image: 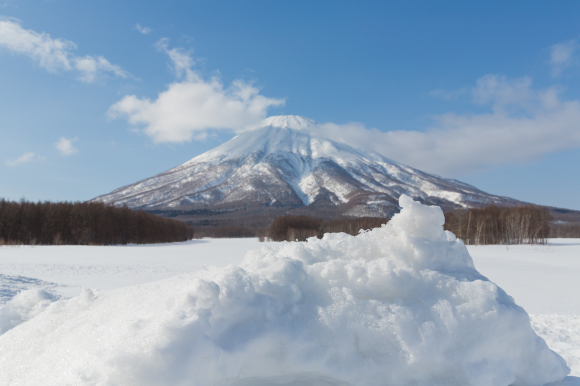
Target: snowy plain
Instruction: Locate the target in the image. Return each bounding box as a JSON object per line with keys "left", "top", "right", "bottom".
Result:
{"left": 0, "top": 199, "right": 579, "bottom": 385}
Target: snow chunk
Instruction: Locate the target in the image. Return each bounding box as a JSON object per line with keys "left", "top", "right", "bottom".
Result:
{"left": 397, "top": 194, "right": 445, "bottom": 240}
{"left": 0, "top": 196, "right": 569, "bottom": 385}
{"left": 0, "top": 289, "right": 57, "bottom": 334}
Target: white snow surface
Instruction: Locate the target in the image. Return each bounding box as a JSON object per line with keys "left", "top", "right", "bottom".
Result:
{"left": 0, "top": 238, "right": 257, "bottom": 301}
{"left": 260, "top": 115, "right": 318, "bottom": 130}
{"left": 0, "top": 196, "right": 573, "bottom": 386}
{"left": 467, "top": 241, "right": 580, "bottom": 315}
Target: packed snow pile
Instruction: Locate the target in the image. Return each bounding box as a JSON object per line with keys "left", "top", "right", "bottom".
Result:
{"left": 0, "top": 289, "right": 57, "bottom": 335}
{"left": 0, "top": 195, "right": 569, "bottom": 386}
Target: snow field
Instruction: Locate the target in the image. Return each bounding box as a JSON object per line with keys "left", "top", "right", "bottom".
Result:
{"left": 467, "top": 240, "right": 580, "bottom": 315}
{"left": 0, "top": 238, "right": 258, "bottom": 301}
{"left": 0, "top": 195, "right": 572, "bottom": 385}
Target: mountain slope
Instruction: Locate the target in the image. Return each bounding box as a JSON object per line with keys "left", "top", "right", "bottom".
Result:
{"left": 92, "top": 115, "right": 520, "bottom": 220}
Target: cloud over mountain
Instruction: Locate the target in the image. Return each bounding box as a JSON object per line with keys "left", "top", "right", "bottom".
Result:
{"left": 316, "top": 75, "right": 580, "bottom": 175}
{"left": 108, "top": 39, "right": 285, "bottom": 143}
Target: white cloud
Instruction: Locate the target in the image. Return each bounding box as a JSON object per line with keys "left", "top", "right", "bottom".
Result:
{"left": 135, "top": 23, "right": 152, "bottom": 35}
{"left": 55, "top": 137, "right": 78, "bottom": 155}
{"left": 471, "top": 75, "right": 538, "bottom": 110}
{"left": 0, "top": 17, "right": 129, "bottom": 82}
{"left": 550, "top": 39, "right": 579, "bottom": 76}
{"left": 73, "top": 55, "right": 127, "bottom": 83}
{"left": 315, "top": 74, "right": 580, "bottom": 176}
{"left": 155, "top": 38, "right": 197, "bottom": 80}
{"left": 5, "top": 152, "right": 41, "bottom": 166}
{"left": 109, "top": 40, "right": 285, "bottom": 143}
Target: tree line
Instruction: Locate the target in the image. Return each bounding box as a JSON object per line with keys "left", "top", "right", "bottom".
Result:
{"left": 266, "top": 215, "right": 389, "bottom": 242}
{"left": 0, "top": 199, "right": 194, "bottom": 245}
{"left": 192, "top": 225, "right": 259, "bottom": 239}
{"left": 443, "top": 205, "right": 550, "bottom": 245}
{"left": 4, "top": 197, "right": 561, "bottom": 246}
{"left": 550, "top": 223, "right": 580, "bottom": 238}
{"left": 264, "top": 205, "right": 554, "bottom": 245}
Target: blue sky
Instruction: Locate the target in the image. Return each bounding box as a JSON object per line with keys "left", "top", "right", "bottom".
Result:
{"left": 1, "top": 1, "right": 580, "bottom": 210}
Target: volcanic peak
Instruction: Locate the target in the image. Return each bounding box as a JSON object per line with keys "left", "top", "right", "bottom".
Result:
{"left": 261, "top": 115, "right": 318, "bottom": 130}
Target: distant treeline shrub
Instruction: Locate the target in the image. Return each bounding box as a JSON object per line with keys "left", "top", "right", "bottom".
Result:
{"left": 192, "top": 226, "right": 259, "bottom": 239}
{"left": 0, "top": 199, "right": 194, "bottom": 245}
{"left": 550, "top": 224, "right": 580, "bottom": 238}
{"left": 444, "top": 205, "right": 550, "bottom": 245}
{"left": 267, "top": 215, "right": 388, "bottom": 242}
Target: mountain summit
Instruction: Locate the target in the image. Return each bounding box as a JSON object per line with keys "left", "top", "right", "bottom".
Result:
{"left": 92, "top": 116, "right": 518, "bottom": 225}
{"left": 260, "top": 115, "right": 318, "bottom": 130}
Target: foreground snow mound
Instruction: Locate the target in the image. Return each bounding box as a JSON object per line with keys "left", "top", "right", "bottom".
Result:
{"left": 0, "top": 195, "right": 568, "bottom": 386}
{"left": 0, "top": 289, "right": 57, "bottom": 334}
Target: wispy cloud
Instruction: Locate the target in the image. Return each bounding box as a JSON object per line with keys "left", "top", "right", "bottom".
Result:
{"left": 73, "top": 56, "right": 127, "bottom": 83}
{"left": 315, "top": 74, "right": 580, "bottom": 176}
{"left": 5, "top": 152, "right": 41, "bottom": 166}
{"left": 135, "top": 23, "right": 152, "bottom": 35}
{"left": 155, "top": 38, "right": 196, "bottom": 80}
{"left": 55, "top": 137, "right": 78, "bottom": 155}
{"left": 550, "top": 39, "right": 579, "bottom": 77}
{"left": 0, "top": 0, "right": 15, "bottom": 8}
{"left": 109, "top": 39, "right": 284, "bottom": 143}
{"left": 0, "top": 17, "right": 129, "bottom": 83}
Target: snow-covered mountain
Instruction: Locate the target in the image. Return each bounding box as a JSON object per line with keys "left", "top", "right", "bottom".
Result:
{"left": 92, "top": 115, "right": 519, "bottom": 218}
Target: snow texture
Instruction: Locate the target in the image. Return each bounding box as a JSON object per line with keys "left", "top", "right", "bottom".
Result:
{"left": 0, "top": 196, "right": 569, "bottom": 385}
{"left": 0, "top": 289, "right": 57, "bottom": 335}
{"left": 532, "top": 315, "right": 580, "bottom": 379}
